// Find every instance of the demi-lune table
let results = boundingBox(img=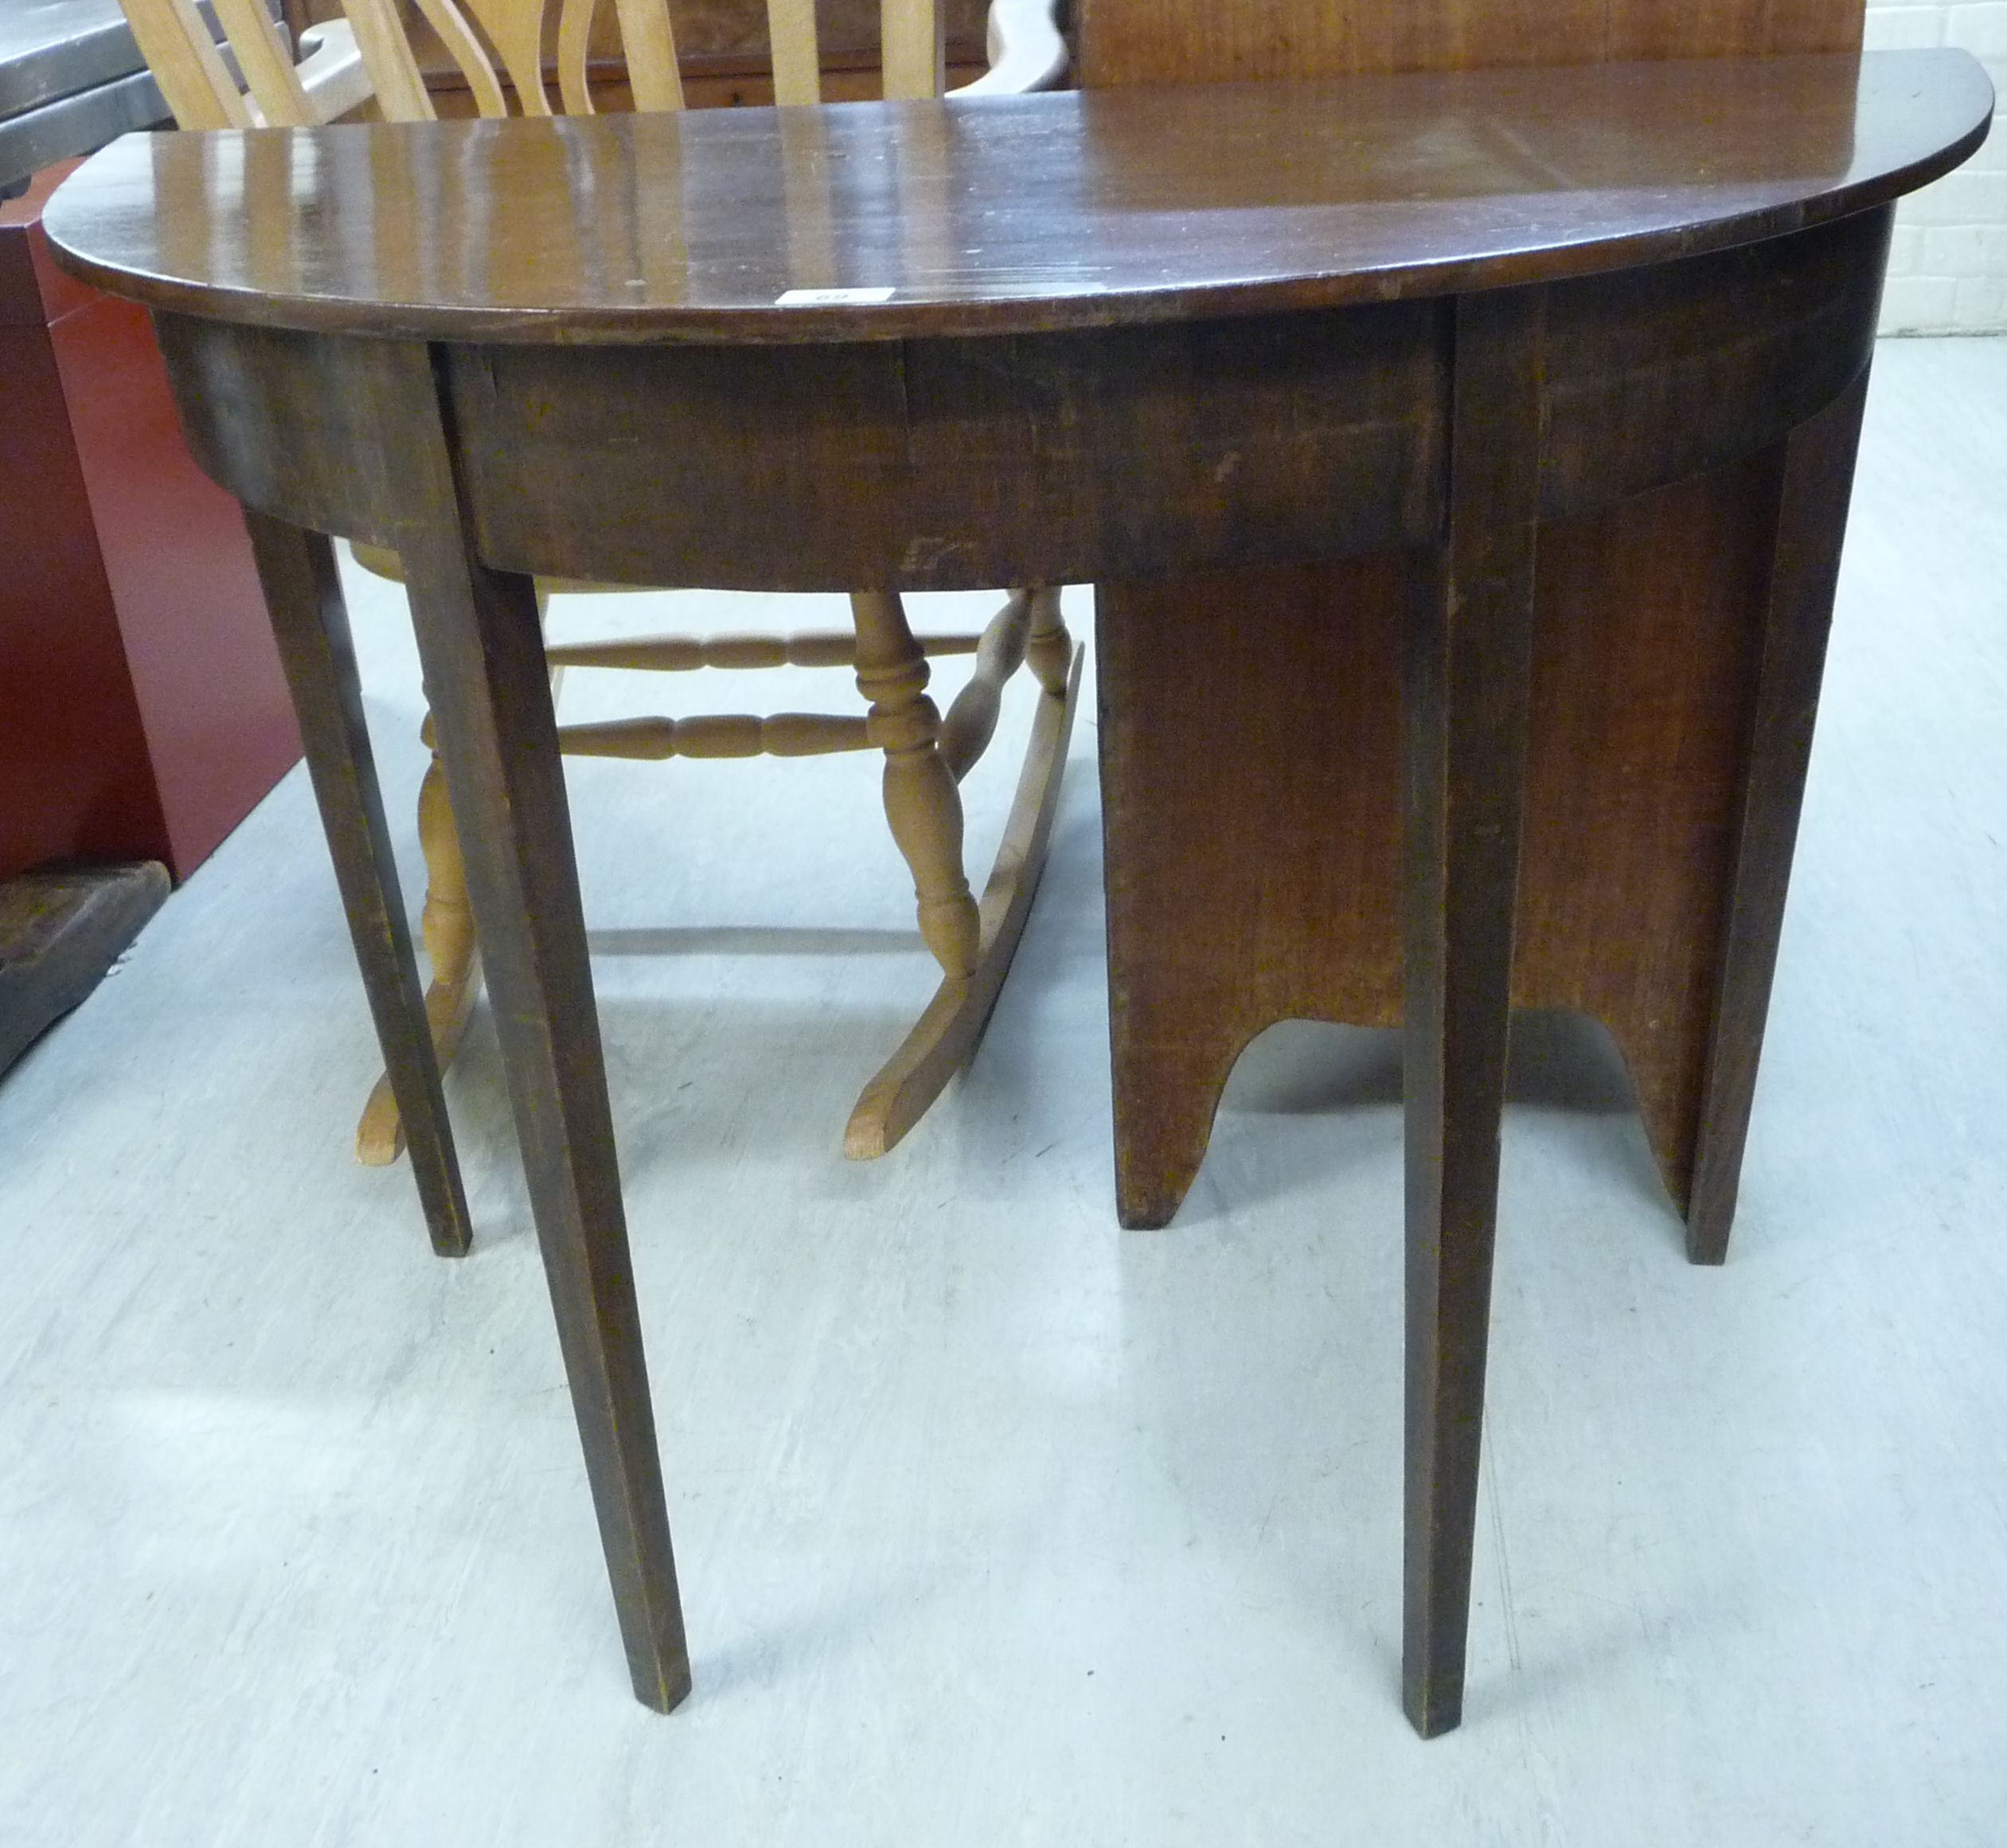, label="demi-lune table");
[42,49,1989,1735]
